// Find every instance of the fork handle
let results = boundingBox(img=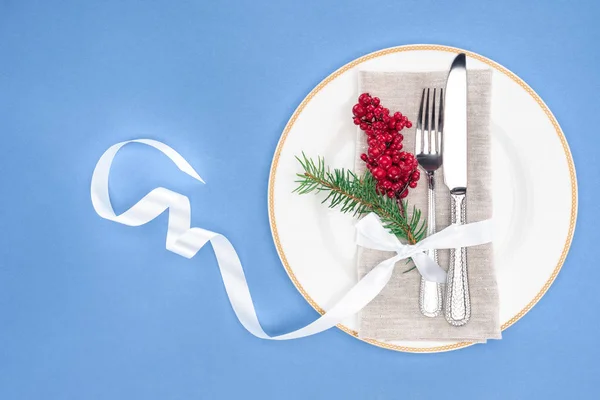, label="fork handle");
[445,192,471,326]
[419,172,443,317]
